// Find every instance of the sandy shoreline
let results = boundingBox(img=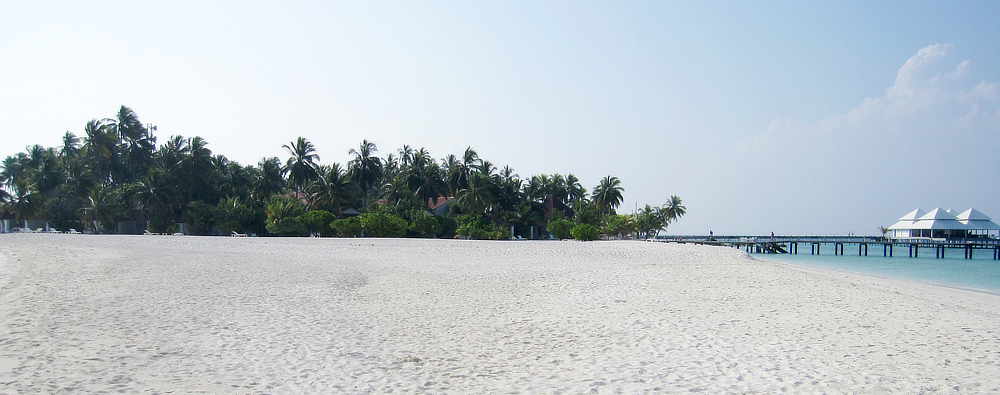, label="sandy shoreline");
[1,234,999,394]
